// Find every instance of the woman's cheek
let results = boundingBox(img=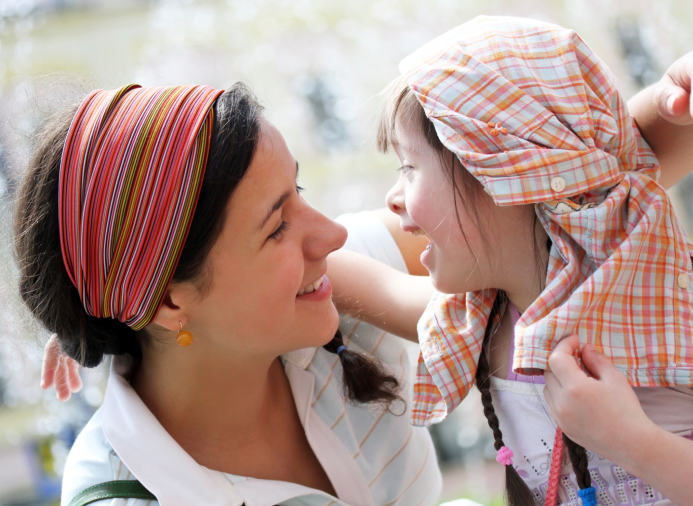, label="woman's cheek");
[266,247,304,300]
